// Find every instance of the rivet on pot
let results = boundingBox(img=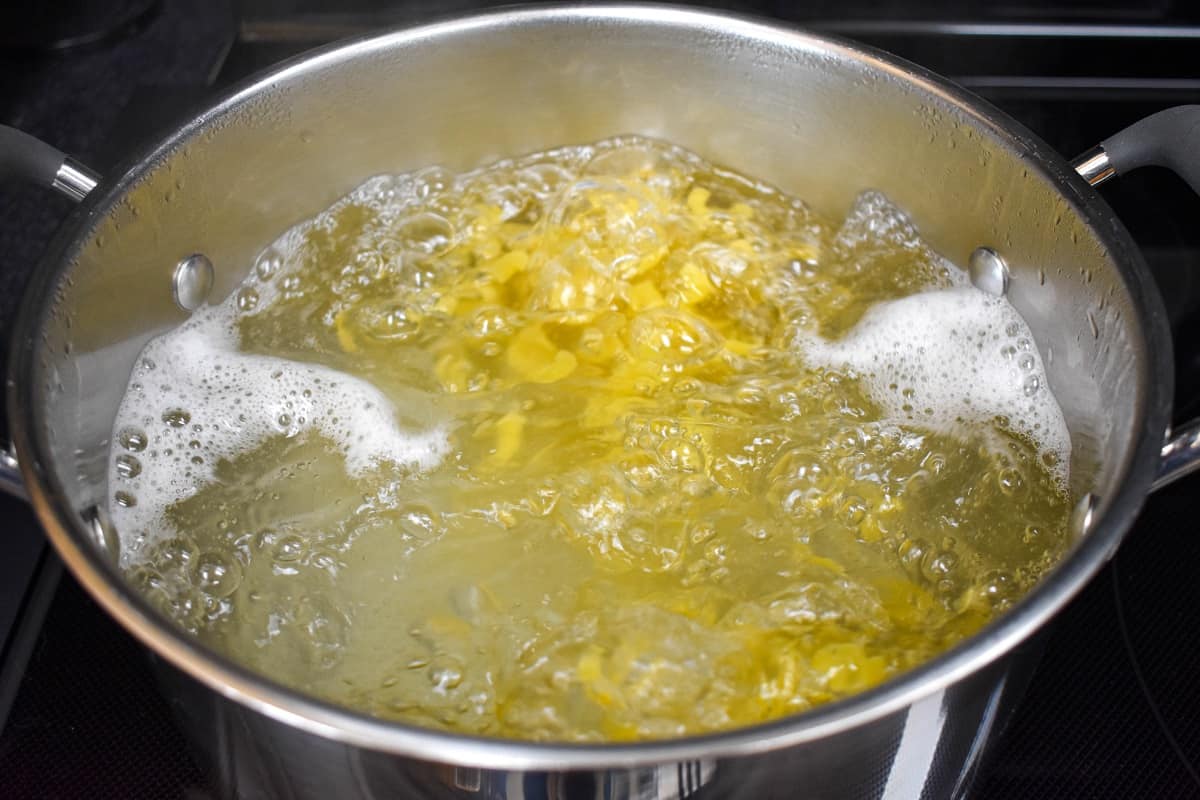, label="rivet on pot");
[173,254,214,312]
[1068,492,1096,541]
[82,504,120,563]
[969,247,1010,297]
